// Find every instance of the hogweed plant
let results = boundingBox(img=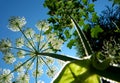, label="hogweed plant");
[0,16,65,83]
[0,16,120,83]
